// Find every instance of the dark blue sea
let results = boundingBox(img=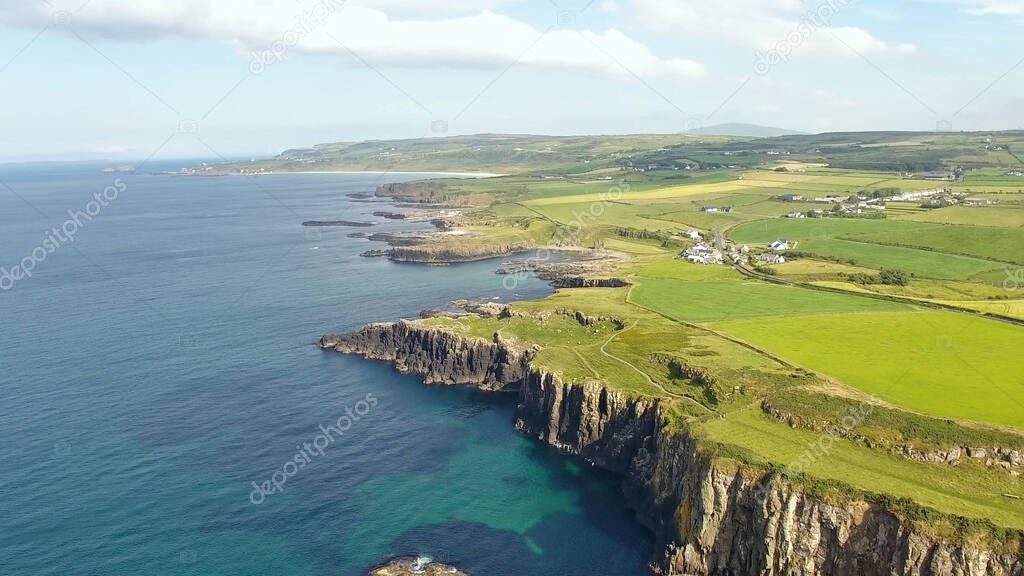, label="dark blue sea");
[0,162,652,575]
